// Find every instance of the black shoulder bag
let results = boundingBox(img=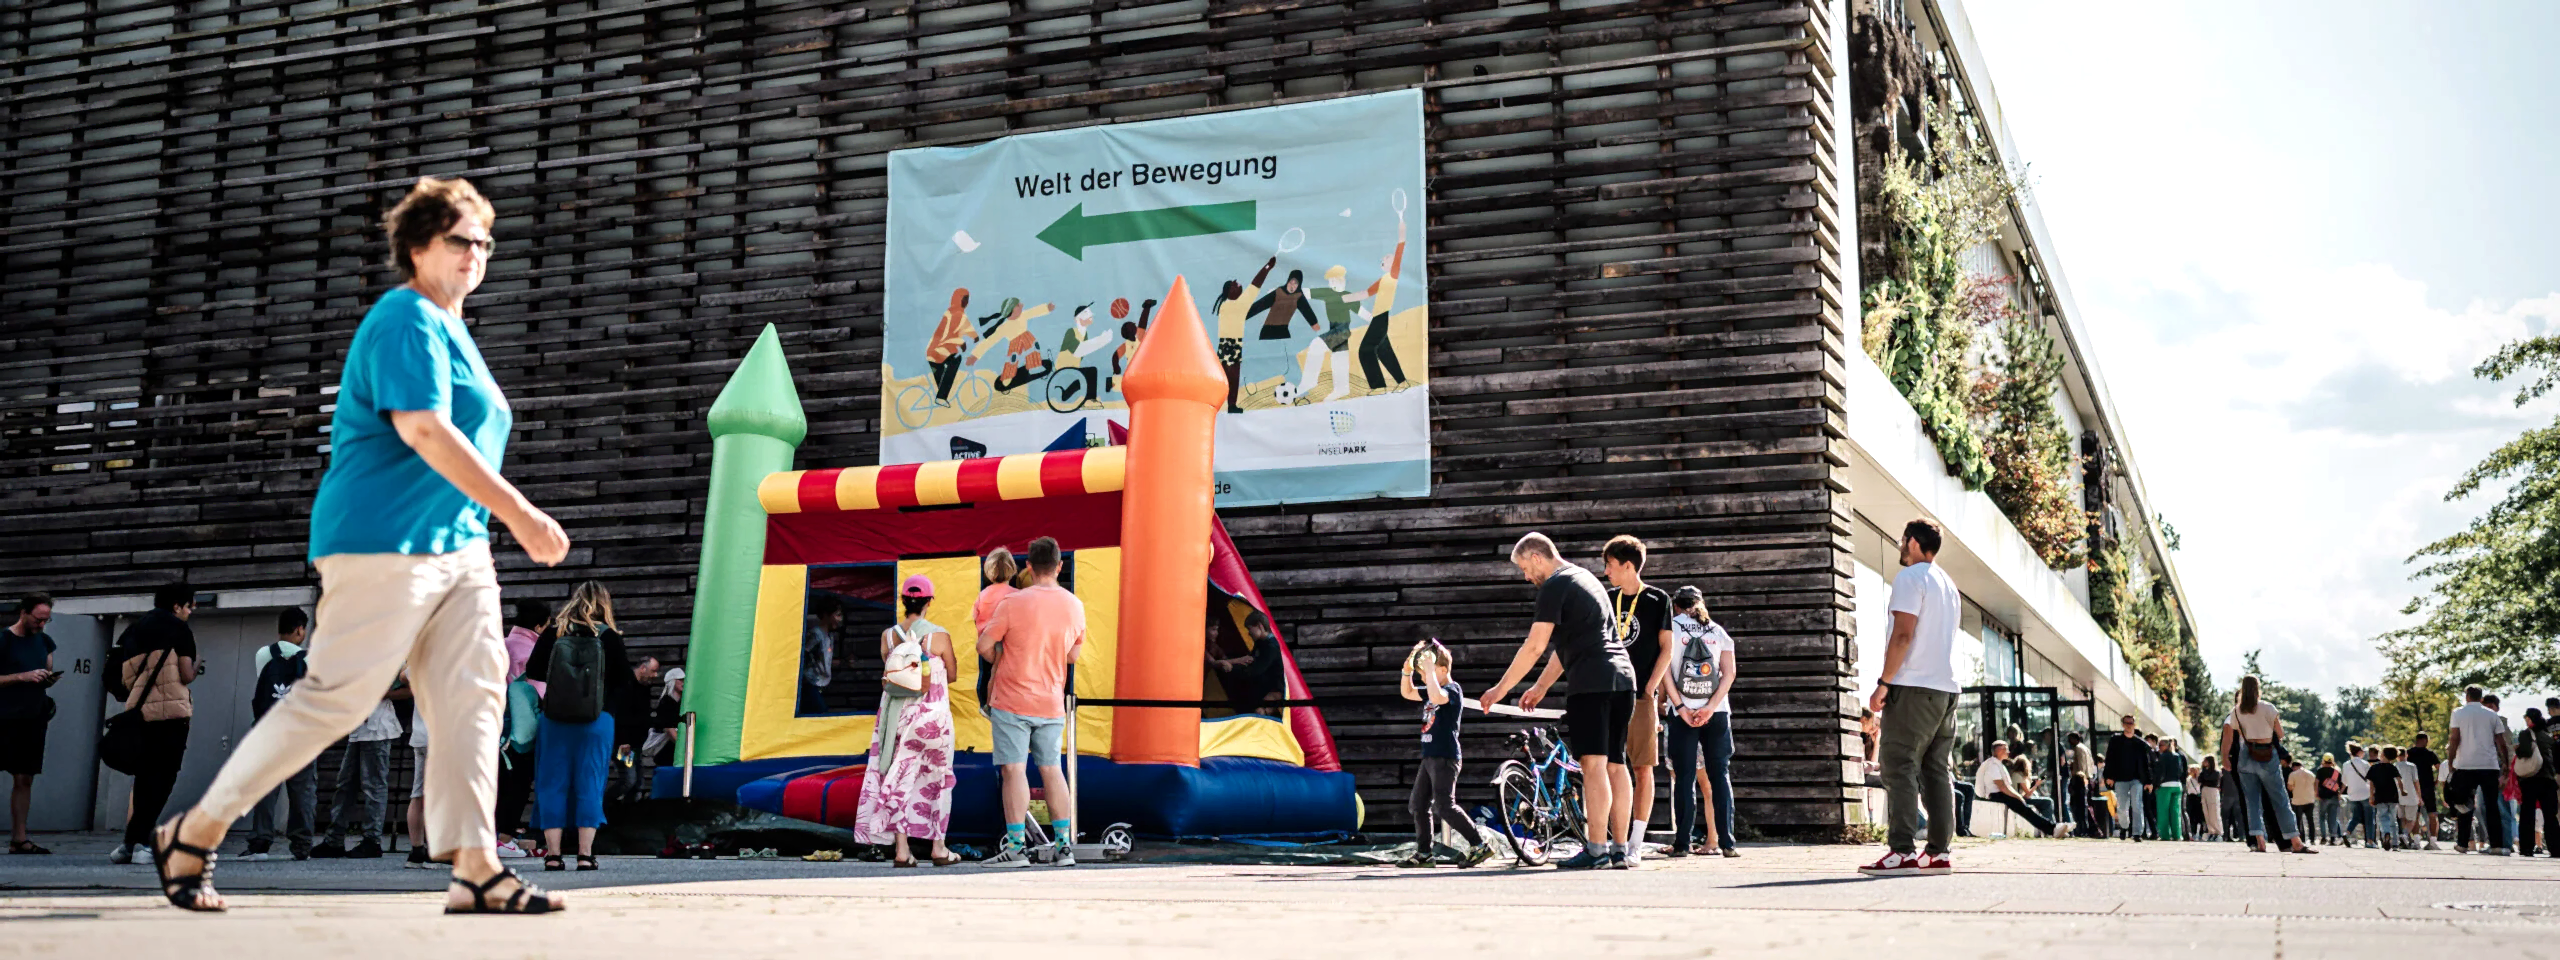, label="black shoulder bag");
[98,648,172,774]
